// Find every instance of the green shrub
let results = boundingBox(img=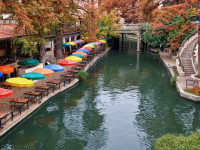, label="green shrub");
[170,74,177,85]
[154,130,200,150]
[78,70,88,81]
